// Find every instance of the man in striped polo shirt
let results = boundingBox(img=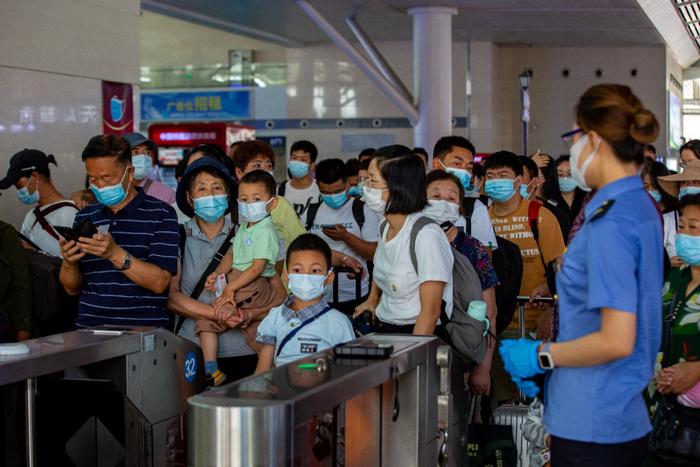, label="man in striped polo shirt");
[59,135,179,329]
